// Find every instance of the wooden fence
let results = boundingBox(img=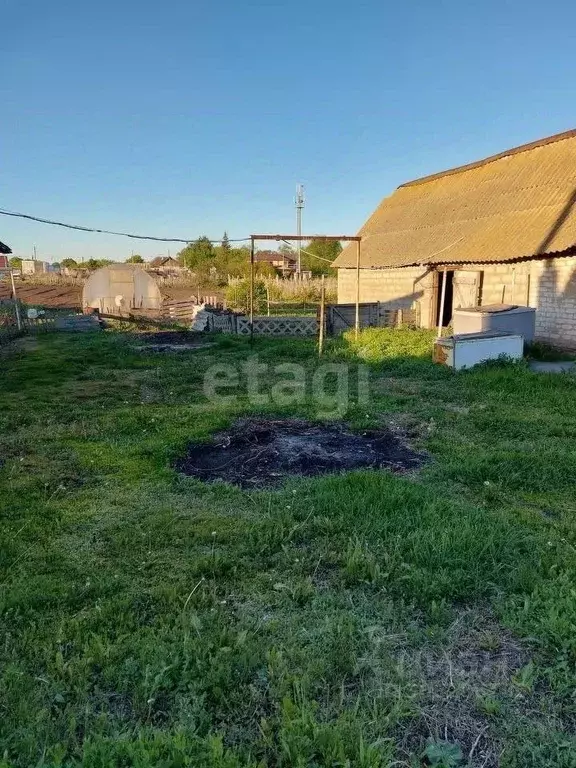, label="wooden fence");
[163,298,222,322]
